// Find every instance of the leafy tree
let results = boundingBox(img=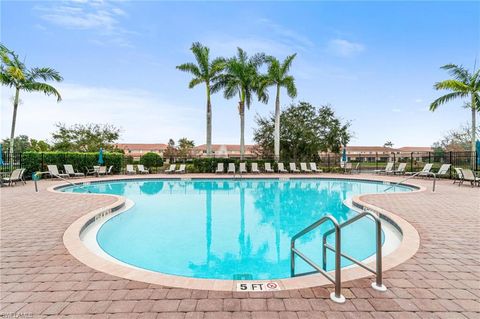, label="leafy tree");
[177,137,195,158]
[50,123,121,152]
[0,44,62,154]
[140,152,163,168]
[212,48,268,159]
[163,138,177,160]
[433,123,480,152]
[177,42,225,157]
[264,54,297,160]
[29,139,51,152]
[2,135,31,153]
[430,64,479,167]
[253,102,351,161]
